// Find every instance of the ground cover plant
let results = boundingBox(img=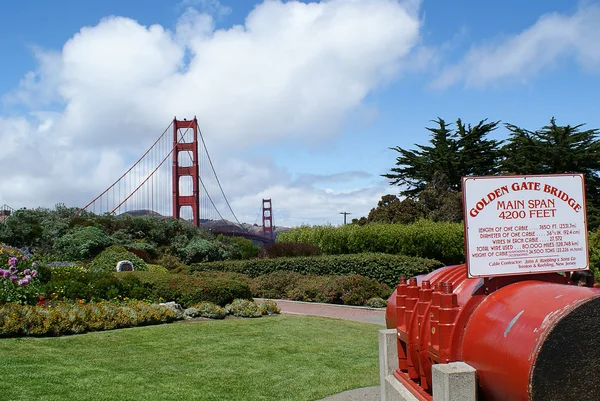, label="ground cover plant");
[0,316,380,401]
